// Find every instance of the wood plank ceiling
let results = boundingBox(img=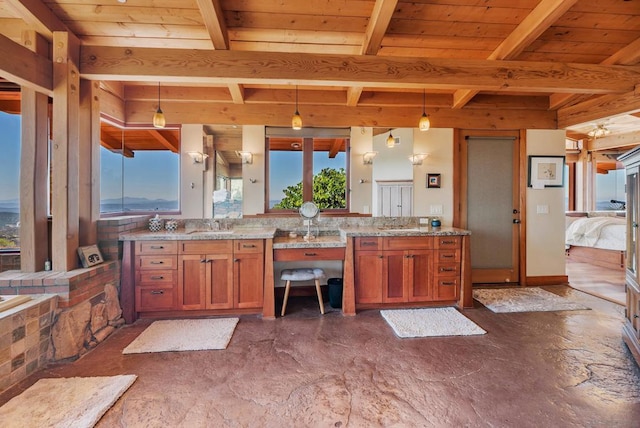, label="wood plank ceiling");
[1,0,639,163]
